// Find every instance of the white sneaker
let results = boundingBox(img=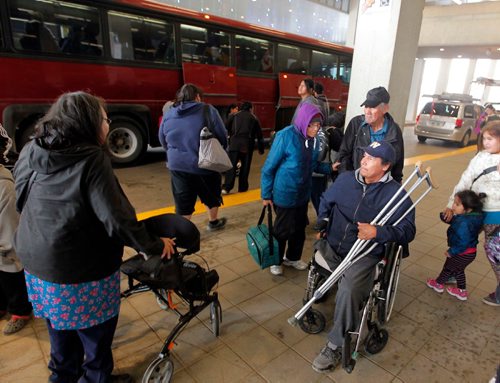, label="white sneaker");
[282,259,308,270]
[270,265,283,275]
